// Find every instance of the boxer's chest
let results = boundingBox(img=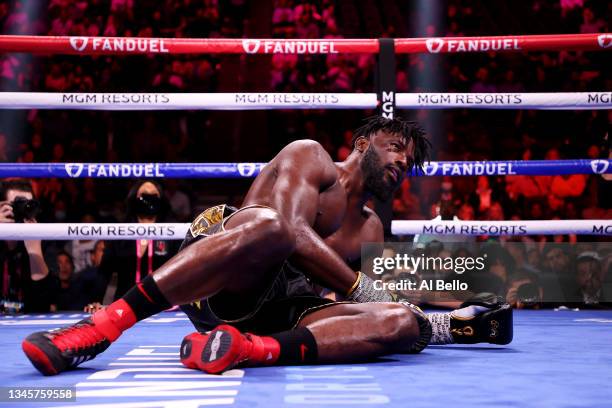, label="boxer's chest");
[323,213,370,267]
